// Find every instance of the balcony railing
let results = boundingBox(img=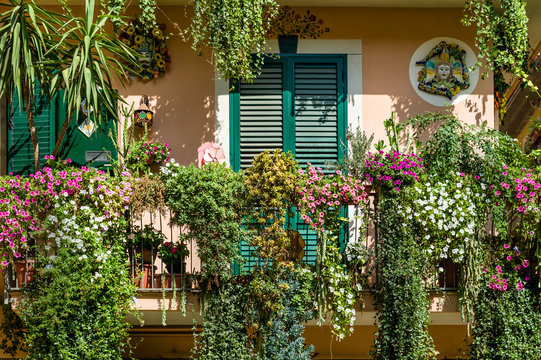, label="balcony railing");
[4,199,461,295]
